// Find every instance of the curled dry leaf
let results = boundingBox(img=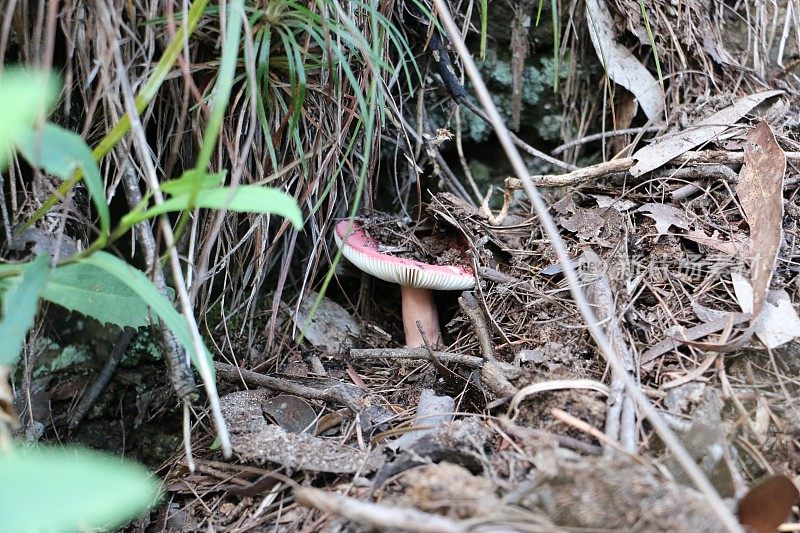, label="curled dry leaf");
[630,90,783,176]
[682,228,750,256]
[735,120,786,319]
[261,394,318,434]
[585,0,663,120]
[731,273,800,349]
